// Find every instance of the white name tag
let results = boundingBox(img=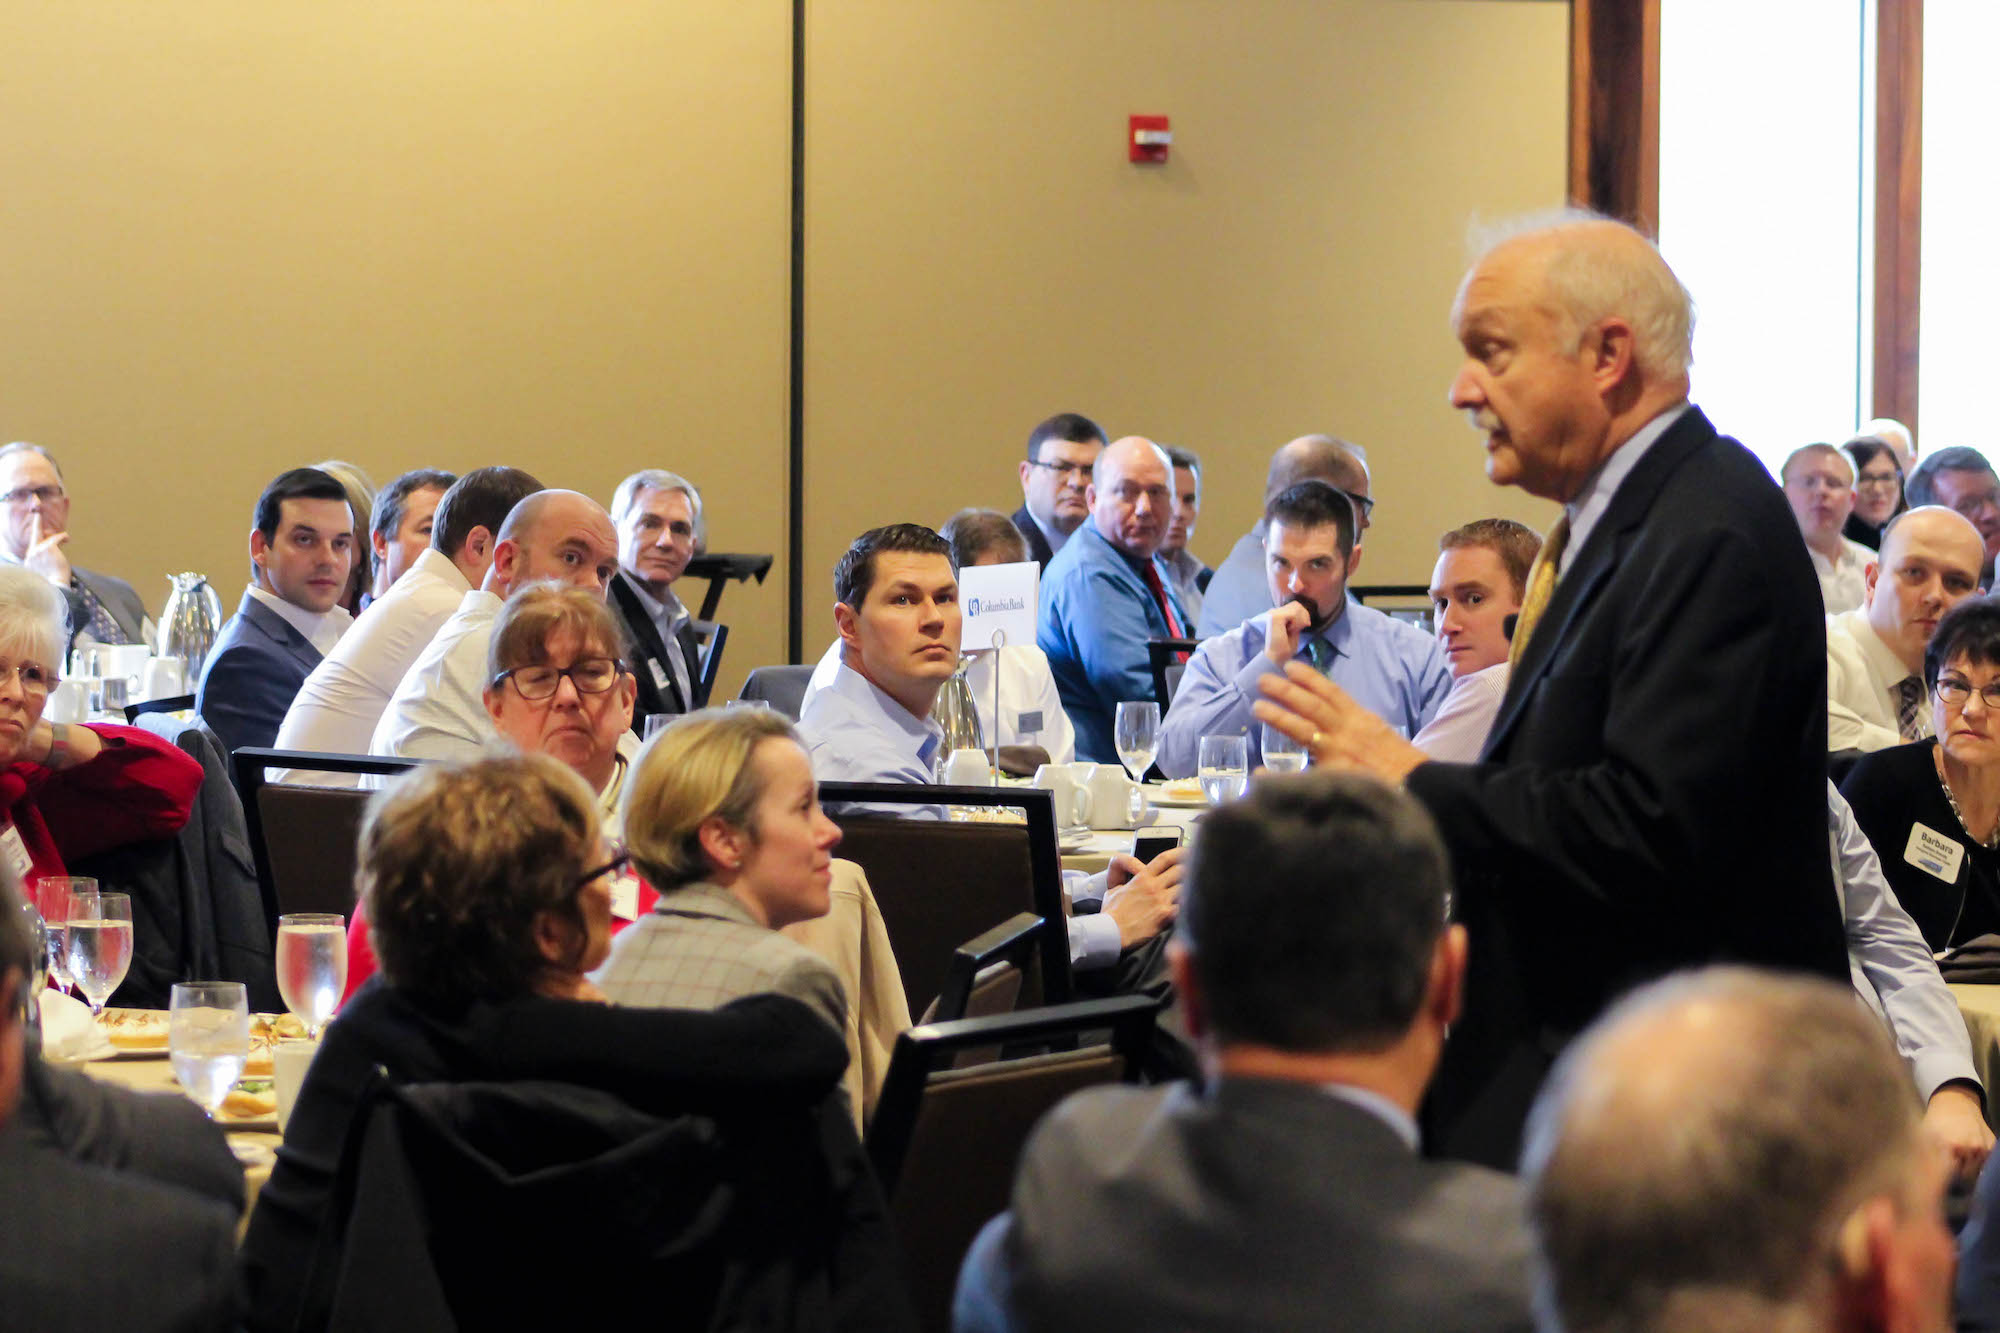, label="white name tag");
[1016,710,1043,735]
[0,824,30,883]
[1905,822,1966,883]
[649,659,670,691]
[610,869,641,922]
